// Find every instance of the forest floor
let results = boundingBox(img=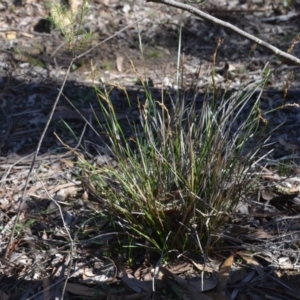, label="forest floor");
[1,0,300,299]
